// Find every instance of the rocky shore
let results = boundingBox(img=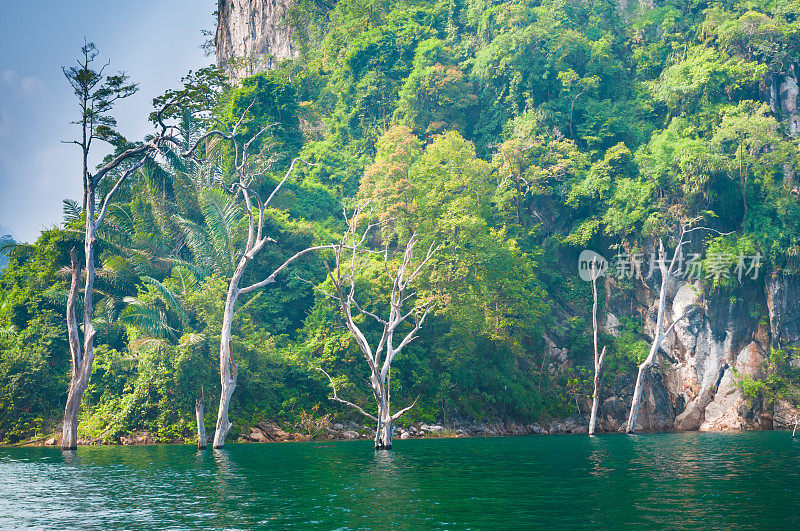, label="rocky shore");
[20,407,800,447]
[23,416,616,447]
